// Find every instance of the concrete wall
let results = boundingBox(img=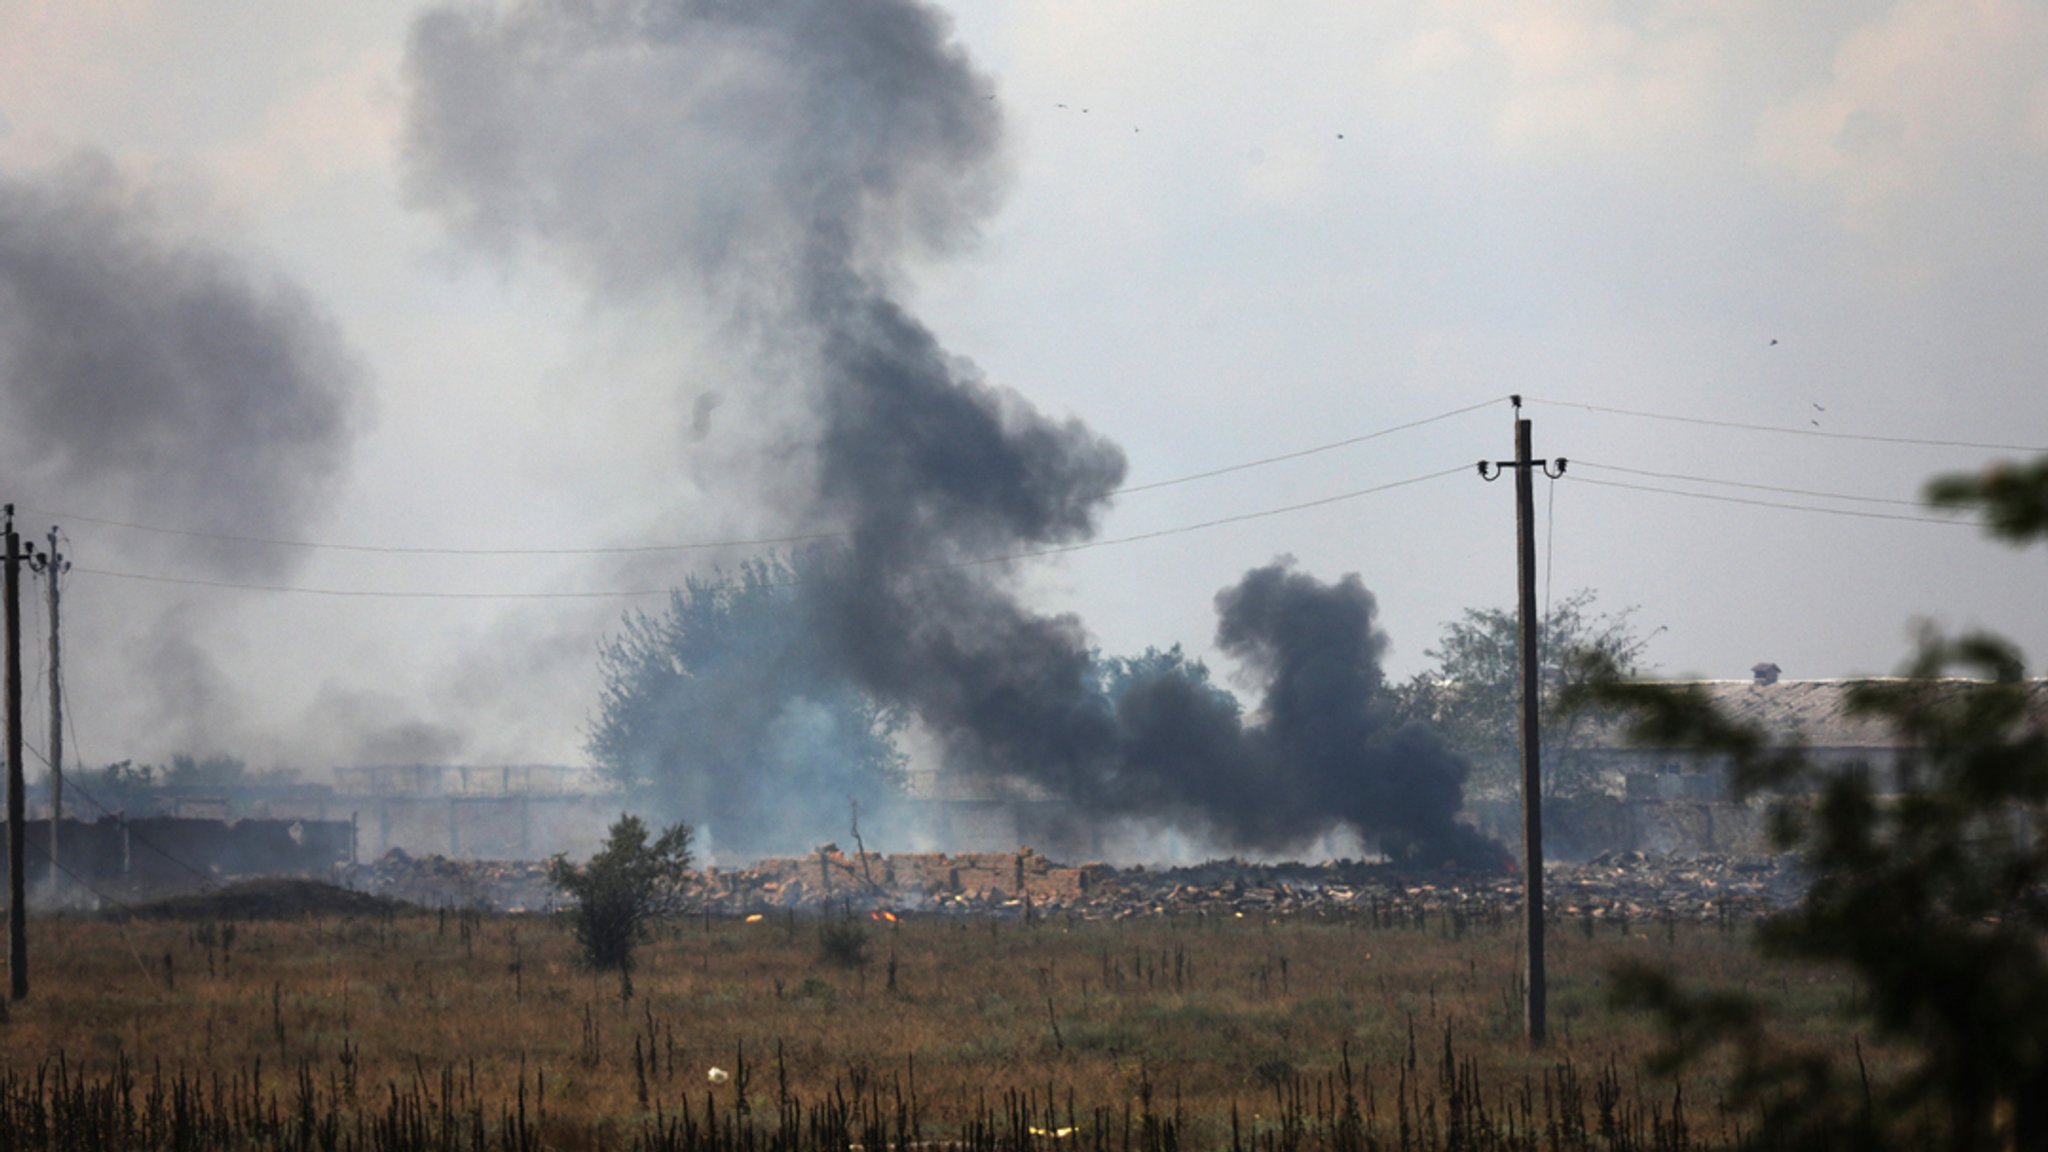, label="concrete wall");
[0,815,353,888]
[1465,795,1773,859]
[350,793,619,859]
